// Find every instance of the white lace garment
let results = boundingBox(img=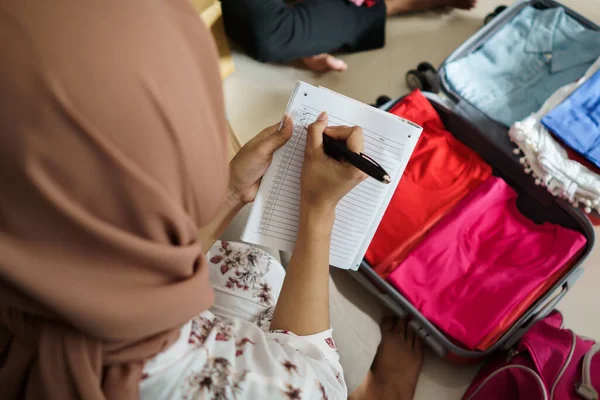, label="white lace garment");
[509,56,600,213]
